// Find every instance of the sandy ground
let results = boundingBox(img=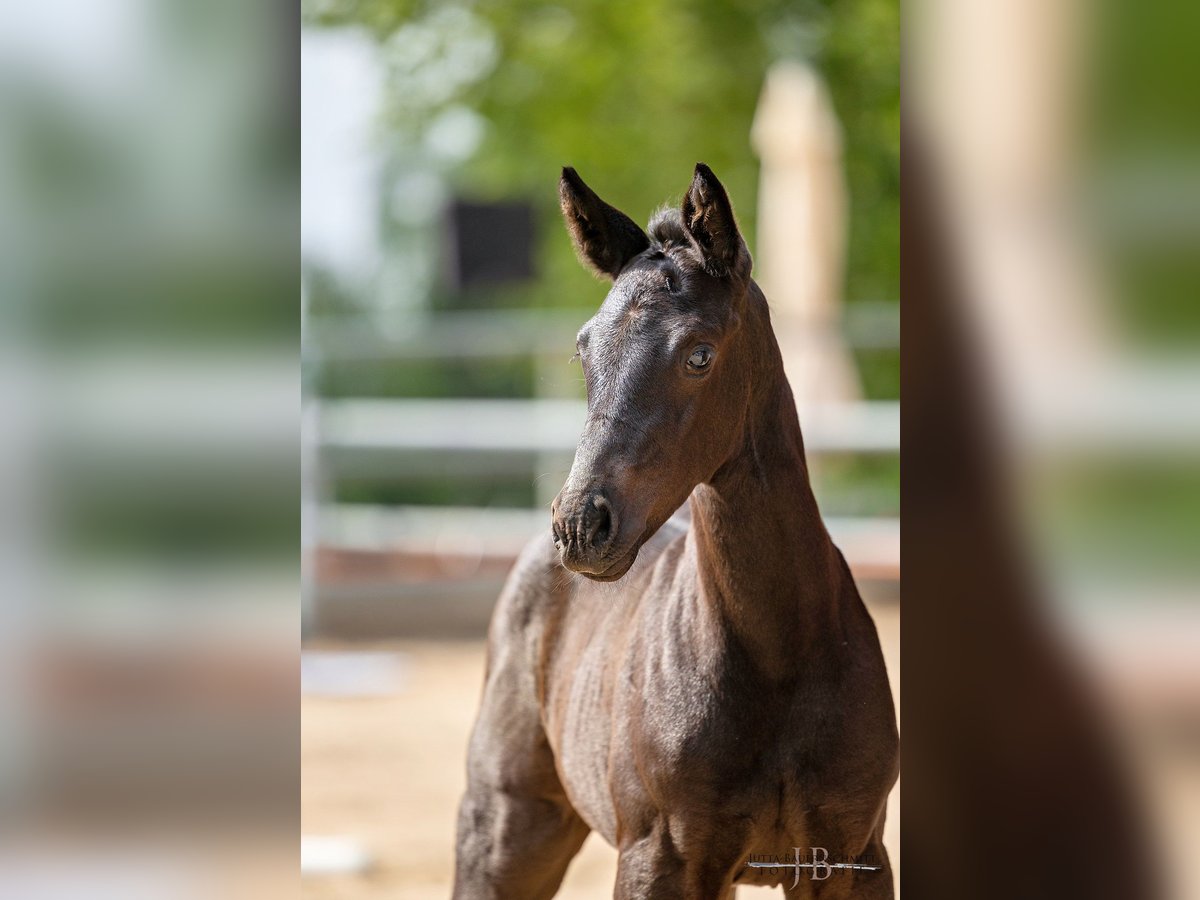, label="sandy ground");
[301,601,901,899]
